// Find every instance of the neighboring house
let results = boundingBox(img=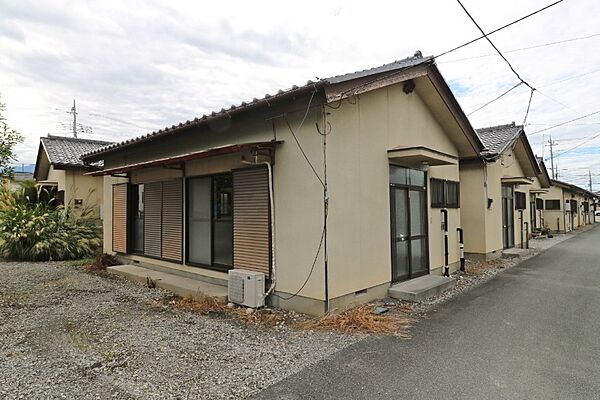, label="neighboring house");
[529,157,552,232]
[459,123,546,260]
[81,53,485,315]
[33,135,114,217]
[540,179,595,233]
[8,171,34,191]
